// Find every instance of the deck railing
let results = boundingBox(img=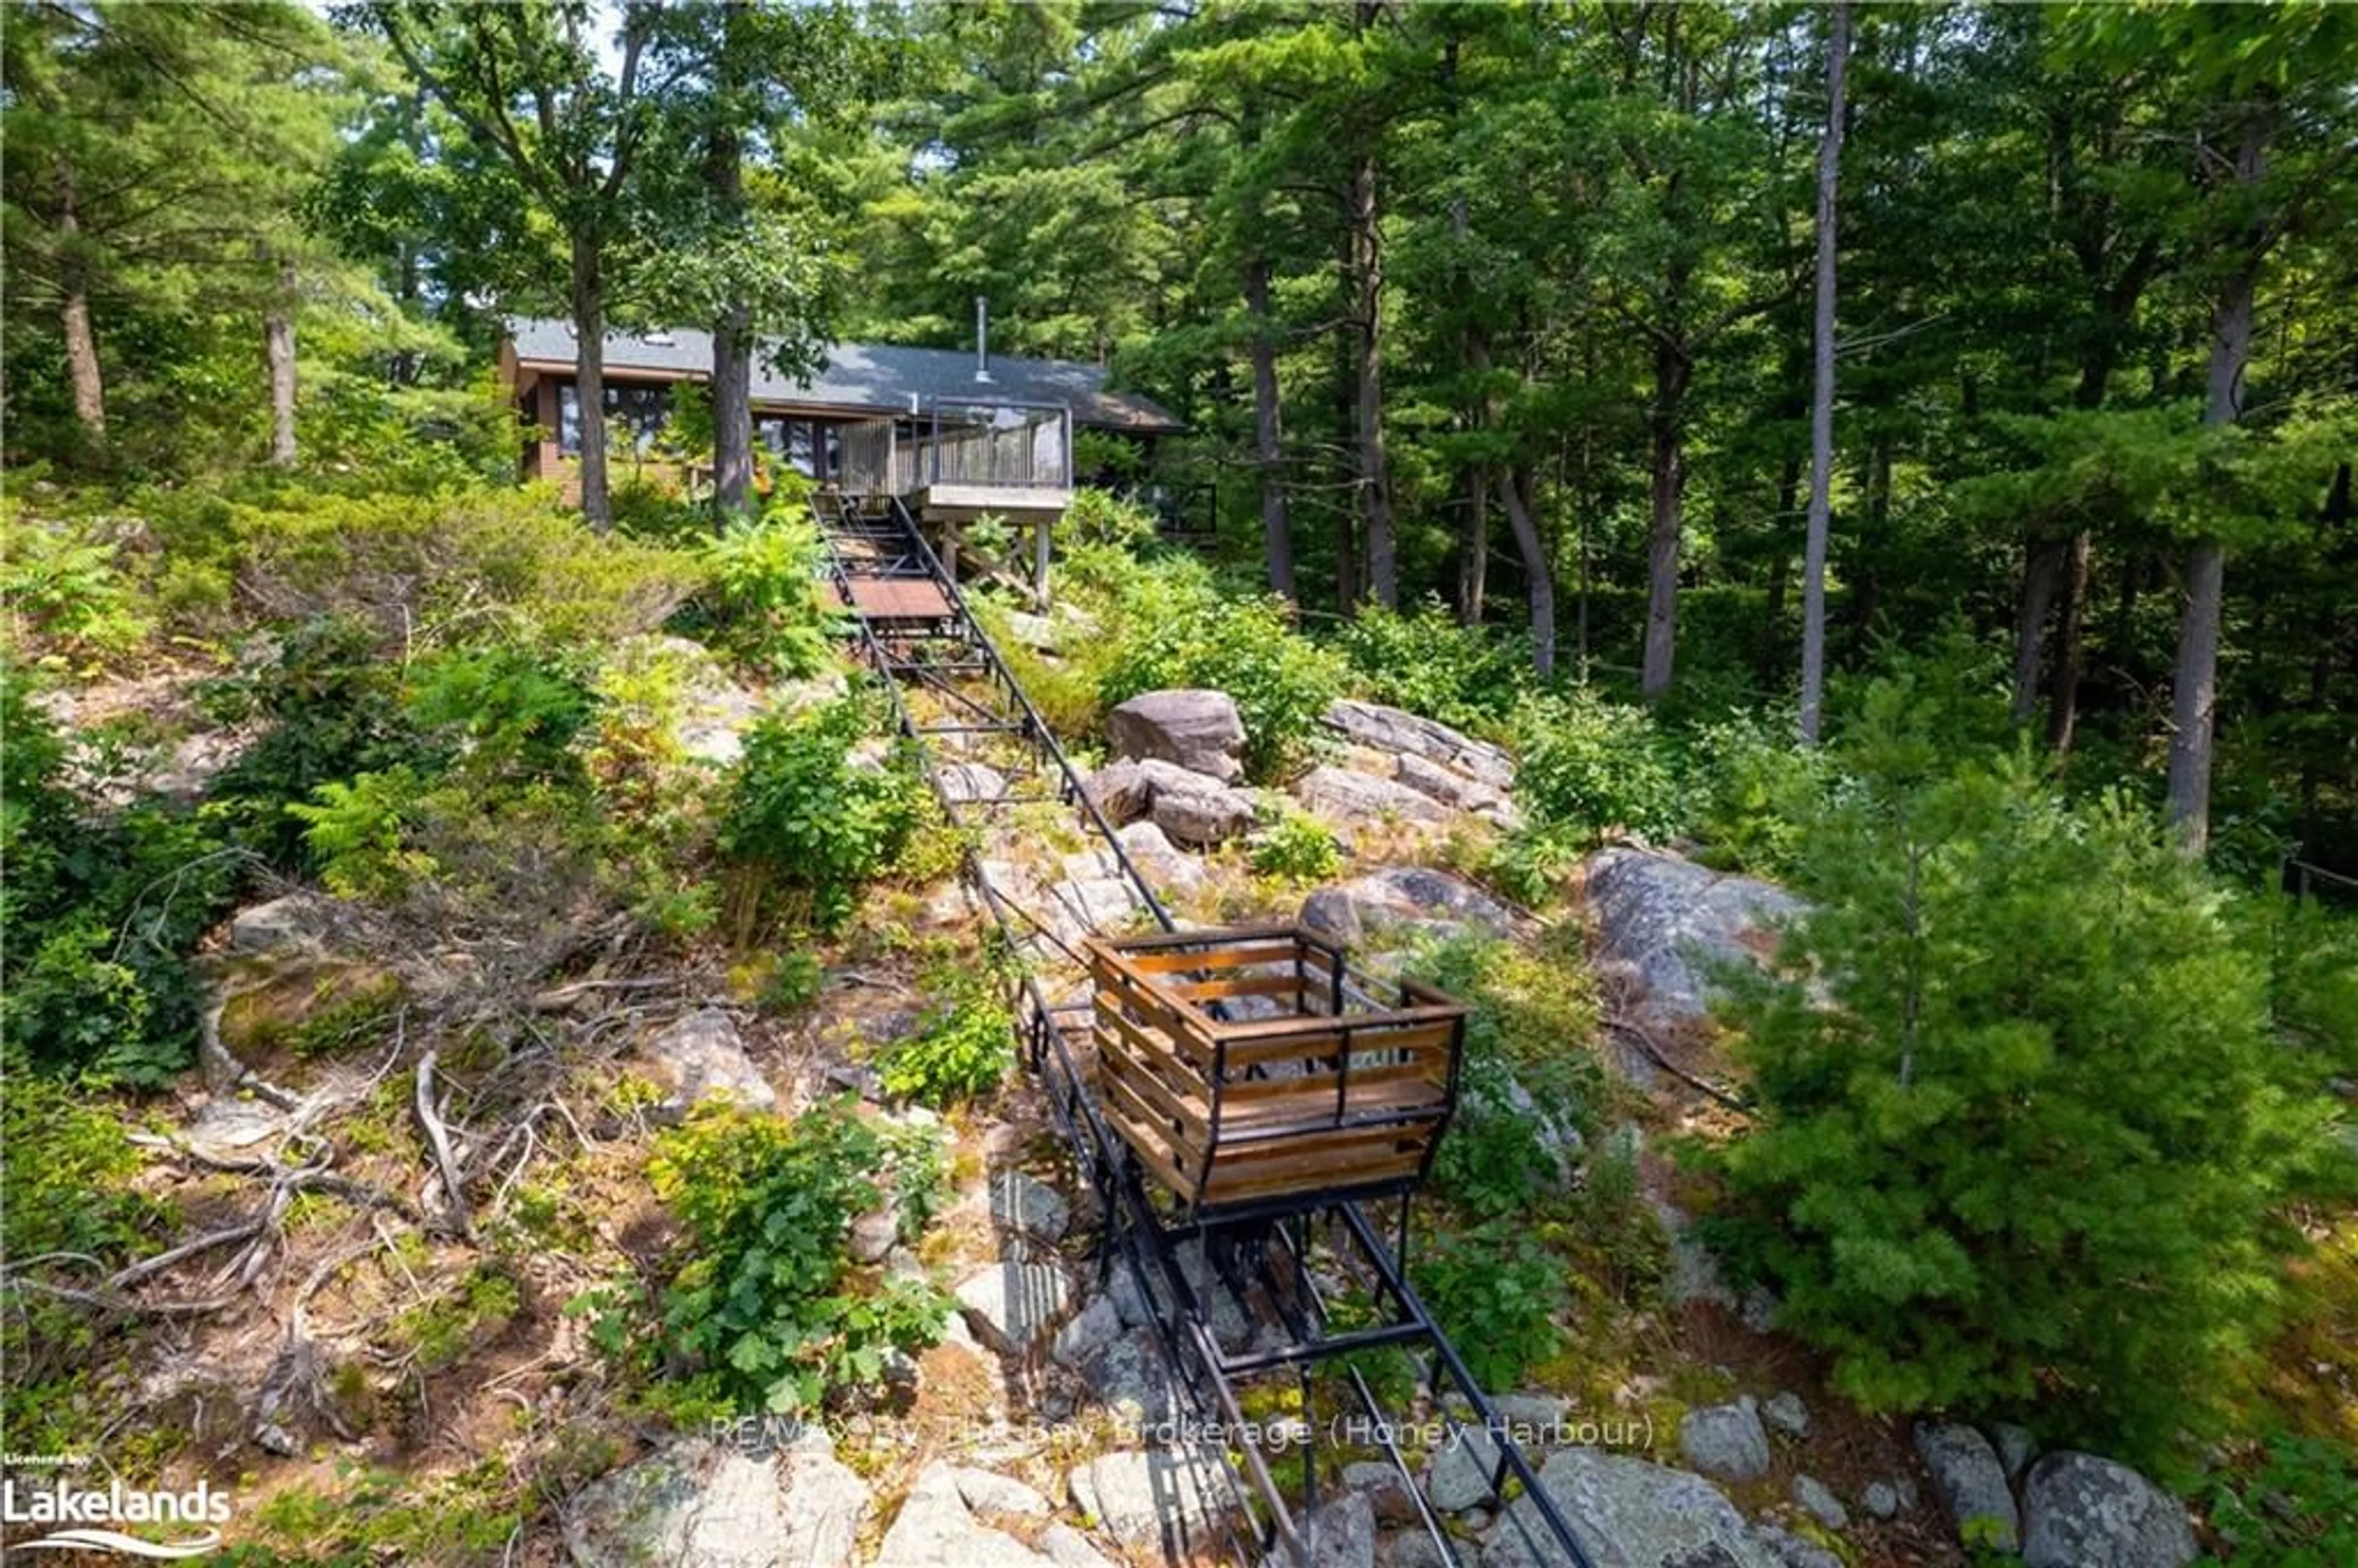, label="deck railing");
[835,399,1072,498]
